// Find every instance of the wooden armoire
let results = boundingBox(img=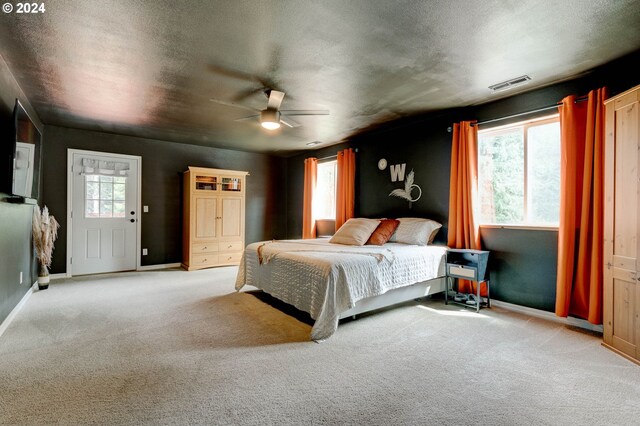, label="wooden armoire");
[603,84,640,364]
[182,167,248,271]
